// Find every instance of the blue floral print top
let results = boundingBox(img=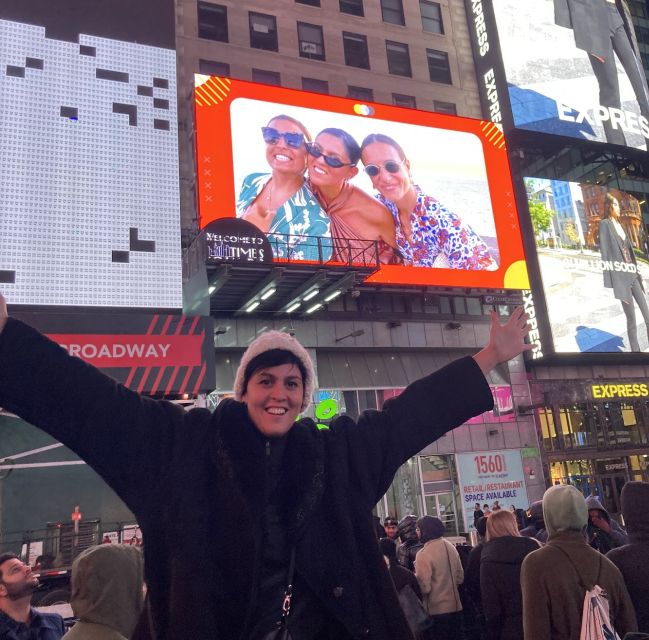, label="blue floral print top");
[237,173,332,262]
[378,186,497,270]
